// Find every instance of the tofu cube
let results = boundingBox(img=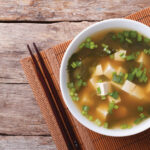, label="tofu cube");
[121,80,147,101]
[96,82,111,96]
[108,95,121,104]
[93,64,103,76]
[122,80,136,94]
[89,77,98,90]
[137,52,149,65]
[96,103,109,121]
[114,49,126,61]
[103,63,115,79]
